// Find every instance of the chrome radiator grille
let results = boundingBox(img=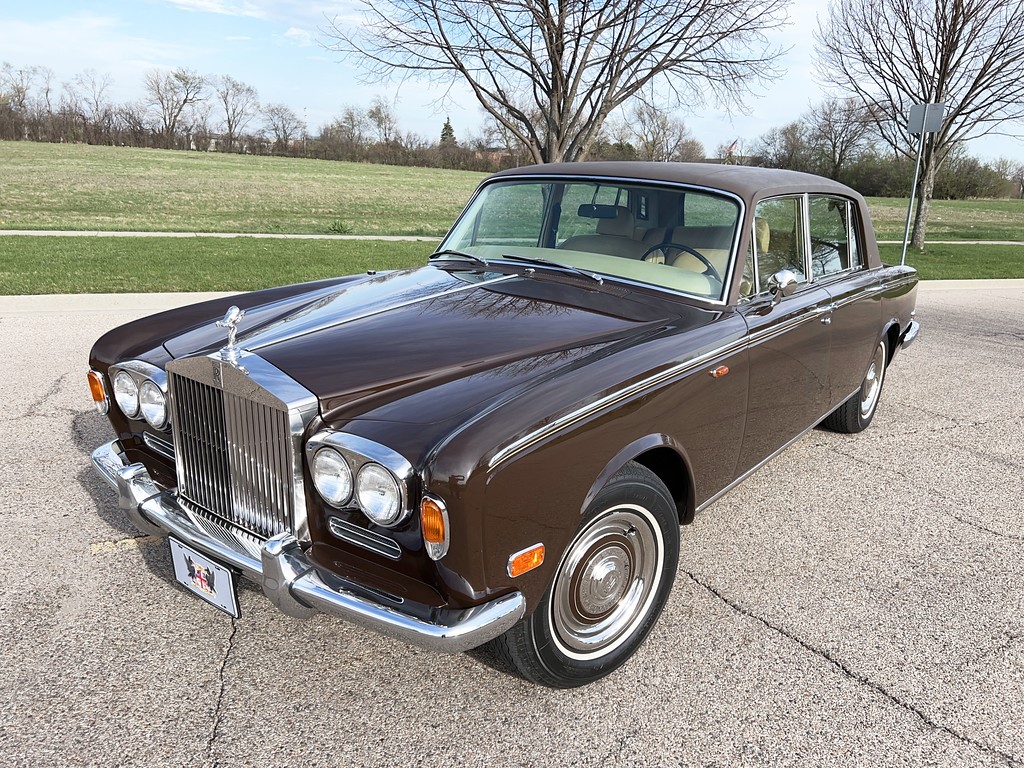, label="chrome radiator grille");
[169,370,295,539]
